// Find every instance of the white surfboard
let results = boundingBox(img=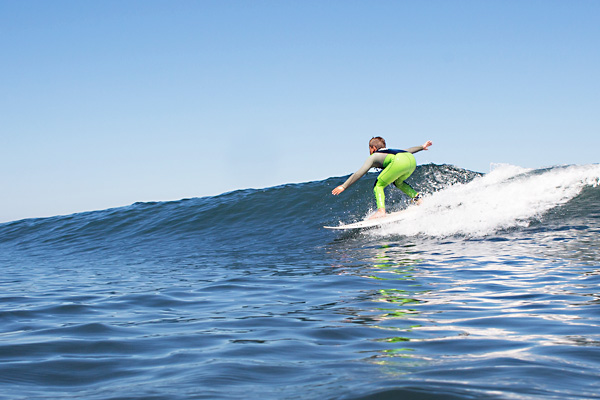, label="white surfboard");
[324,209,409,230]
